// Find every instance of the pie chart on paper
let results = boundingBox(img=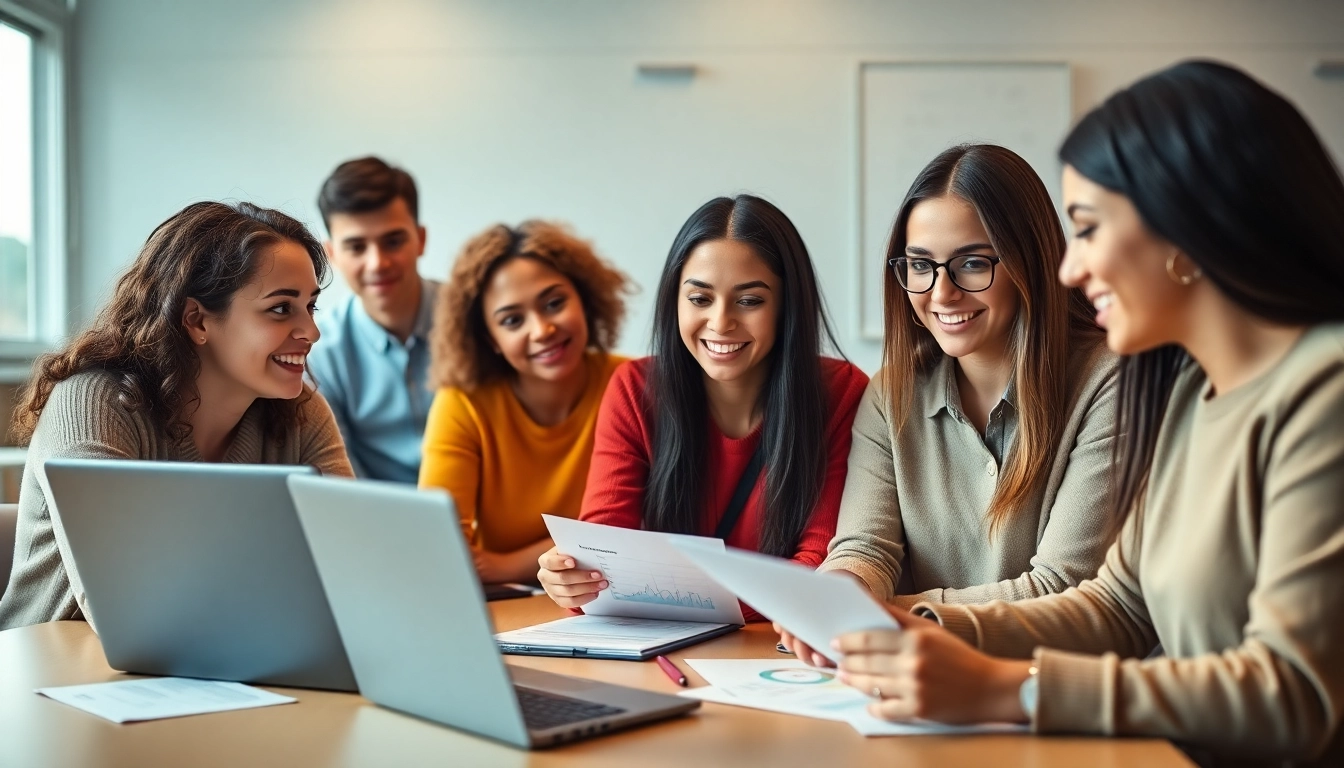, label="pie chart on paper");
[758,668,836,685]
